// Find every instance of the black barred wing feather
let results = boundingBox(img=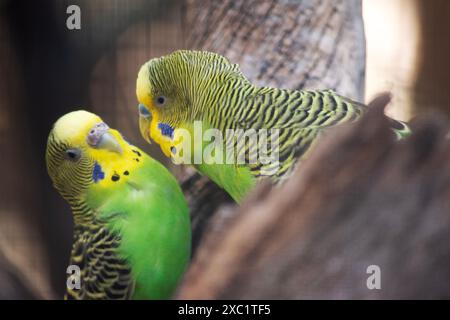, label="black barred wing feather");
[224,88,366,179]
[65,225,134,300]
[235,88,367,131]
